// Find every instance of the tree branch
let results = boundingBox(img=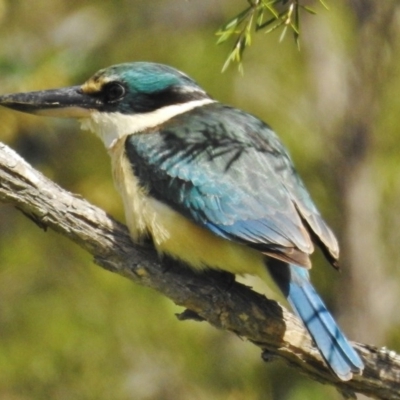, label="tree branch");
[0,142,398,399]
